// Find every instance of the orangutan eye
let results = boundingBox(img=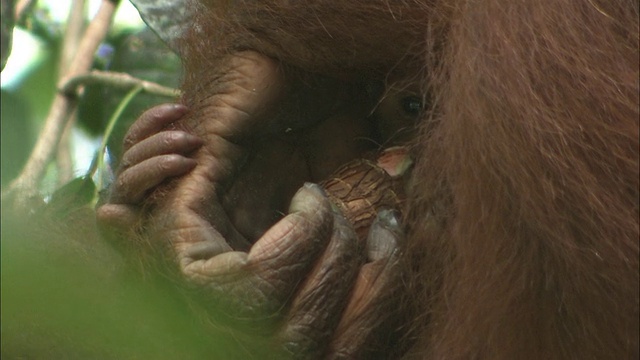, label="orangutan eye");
[401,96,423,117]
